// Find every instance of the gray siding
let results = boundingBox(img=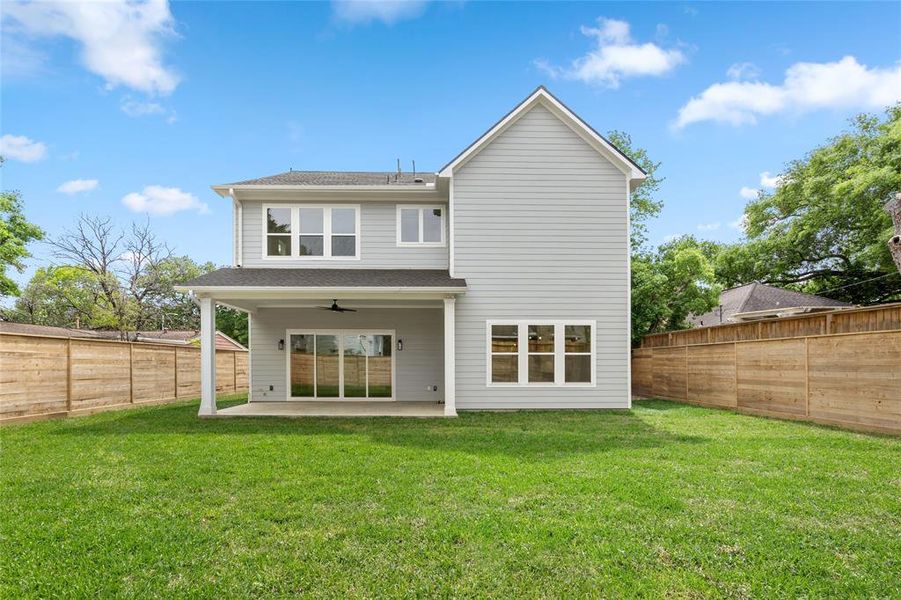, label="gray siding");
[249,307,444,402]
[240,198,448,269]
[453,103,630,409]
